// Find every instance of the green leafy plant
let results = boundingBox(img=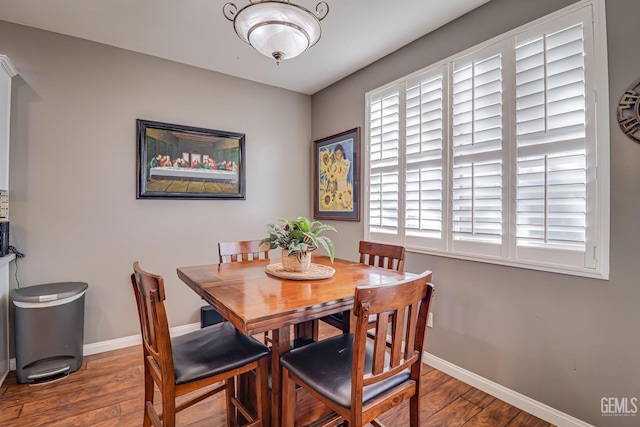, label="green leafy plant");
[261,216,337,262]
